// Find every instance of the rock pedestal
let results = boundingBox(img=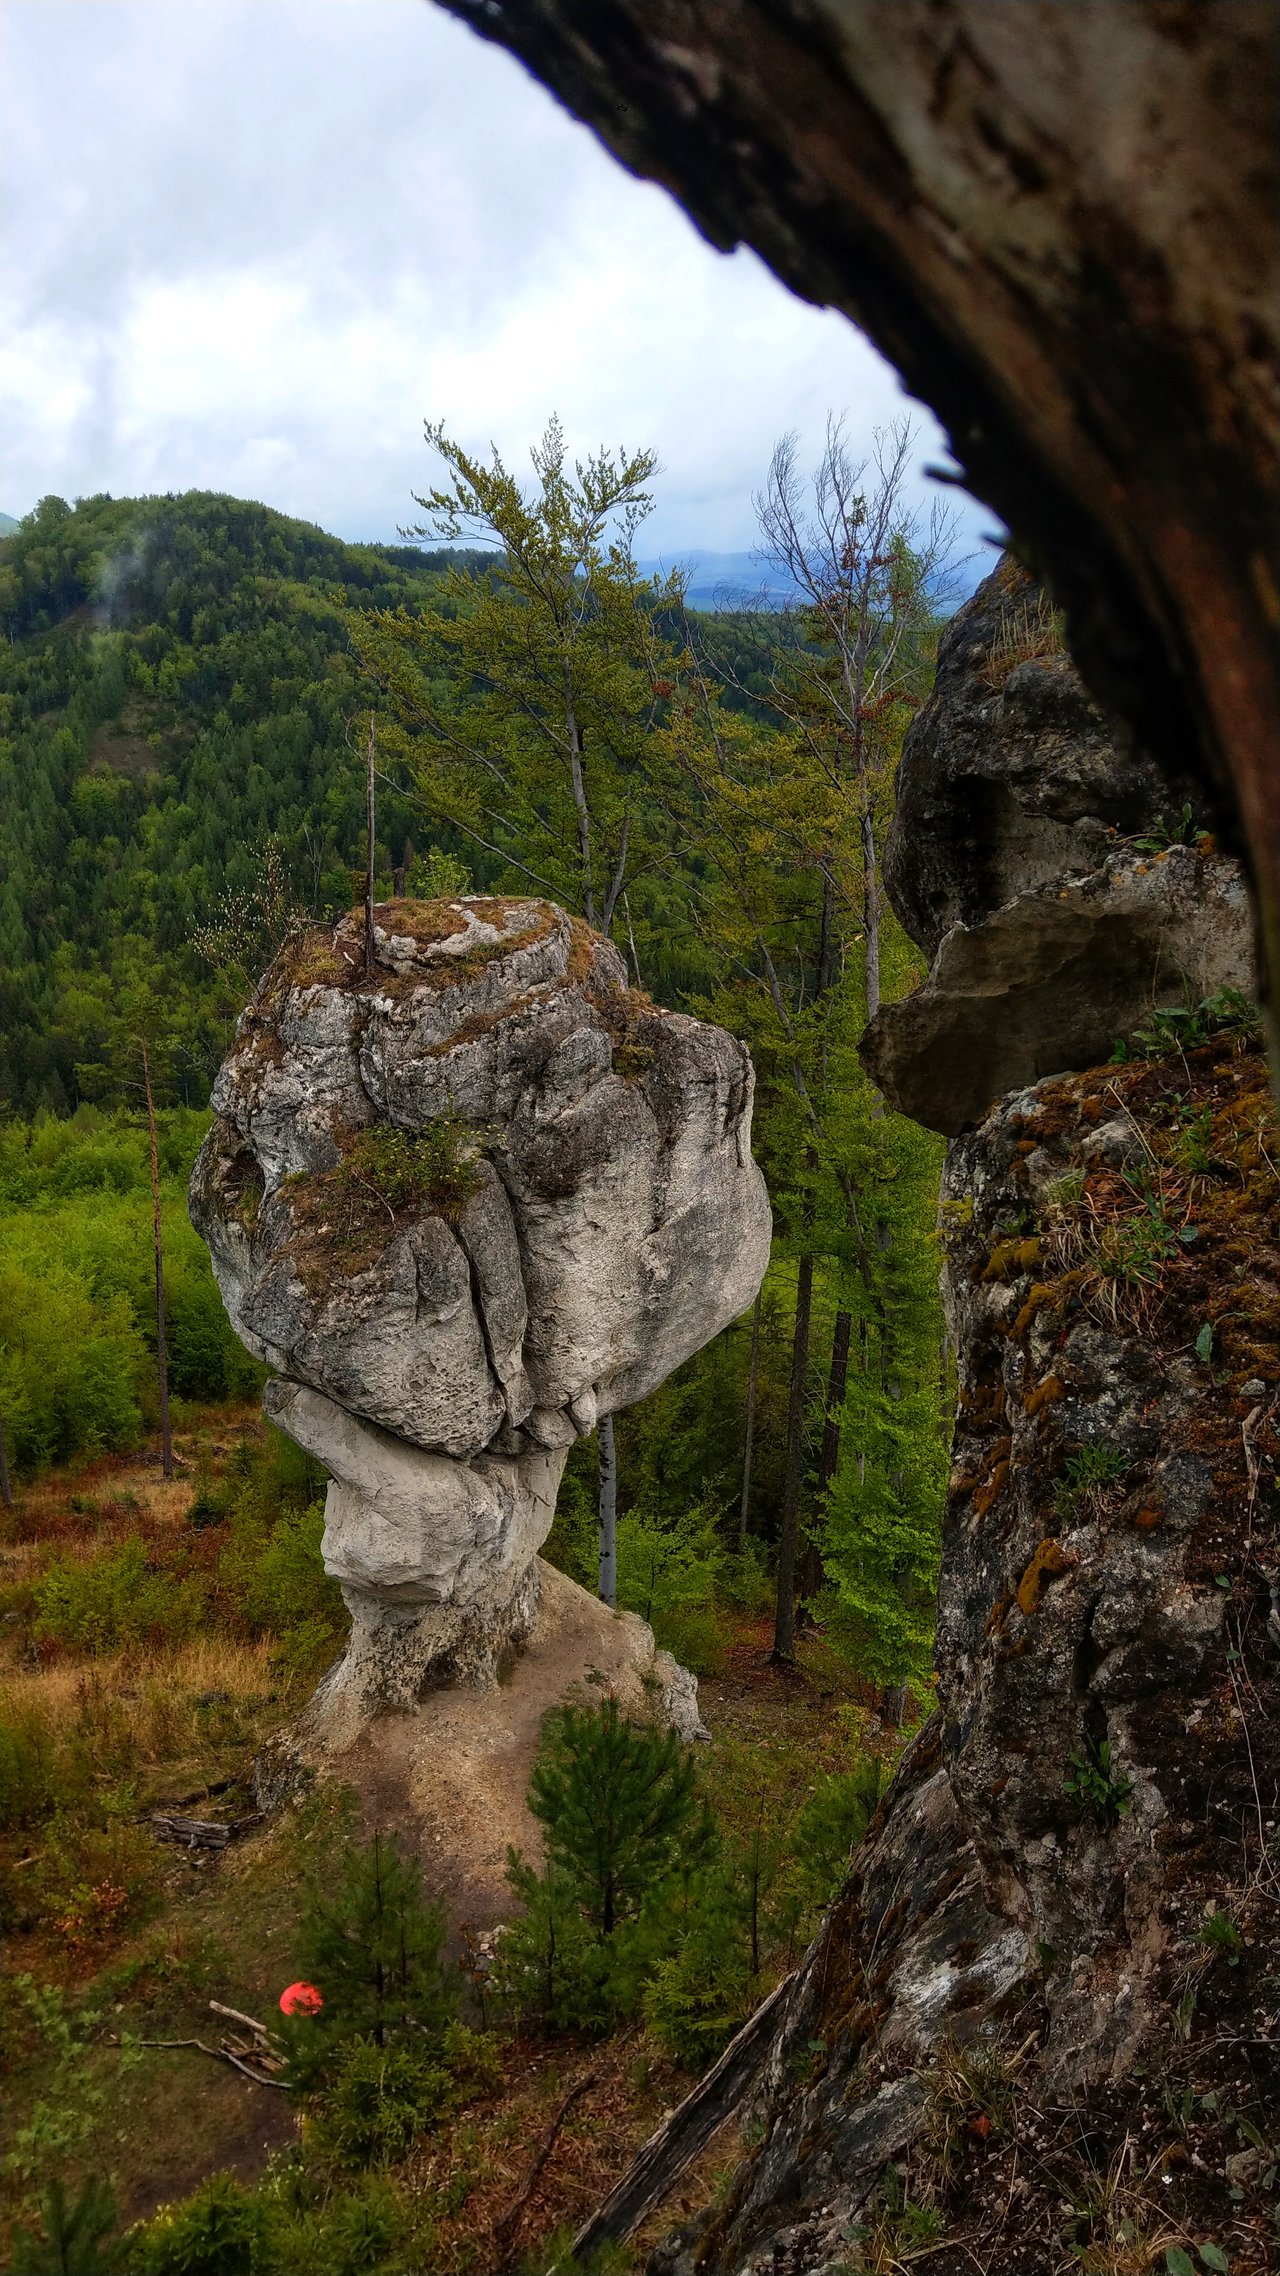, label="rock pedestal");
[191,896,771,1723]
